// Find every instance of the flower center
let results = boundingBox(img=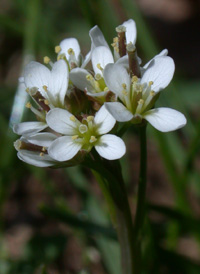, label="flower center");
[71,115,98,151]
